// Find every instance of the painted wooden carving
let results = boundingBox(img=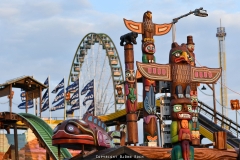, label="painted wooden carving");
[136,41,221,159]
[187,36,200,146]
[52,113,111,152]
[120,31,138,145]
